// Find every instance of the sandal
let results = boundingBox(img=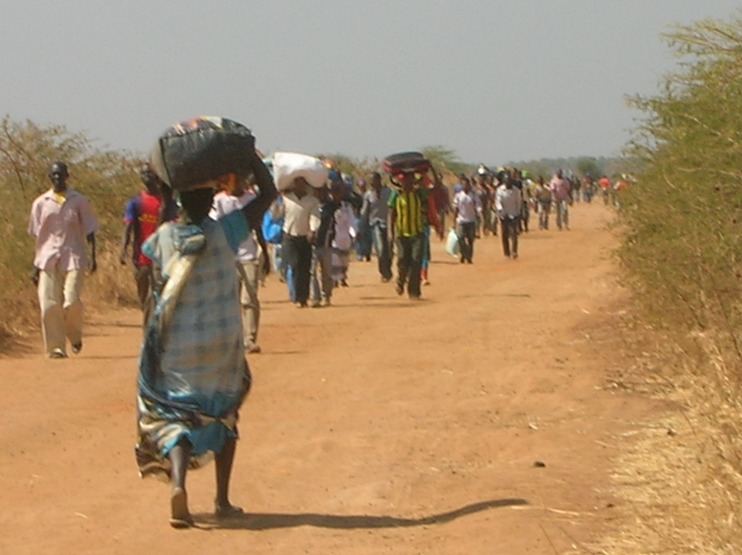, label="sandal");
[170,487,194,529]
[214,503,244,519]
